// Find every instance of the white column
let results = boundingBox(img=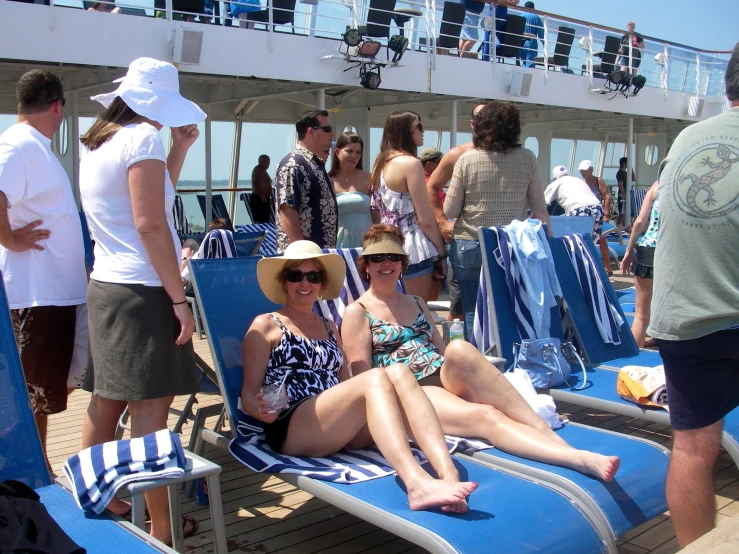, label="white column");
[70,90,80,208]
[317,88,326,110]
[626,118,634,222]
[449,100,458,148]
[308,3,318,38]
[364,107,371,170]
